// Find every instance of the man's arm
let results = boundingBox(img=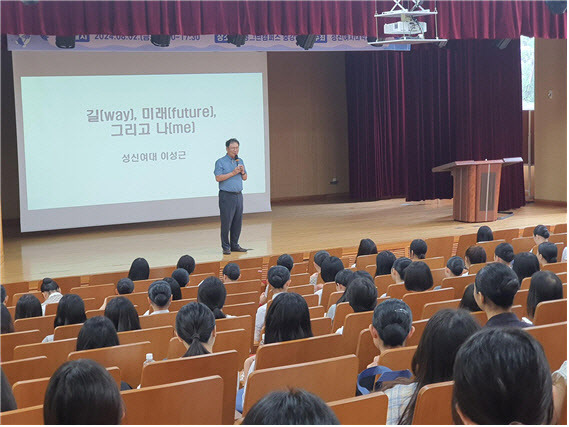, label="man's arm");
[215,166,241,182]
[240,164,247,181]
